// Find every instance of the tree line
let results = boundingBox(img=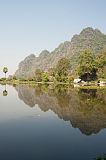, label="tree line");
[27,50,106,83]
[1,50,106,82]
